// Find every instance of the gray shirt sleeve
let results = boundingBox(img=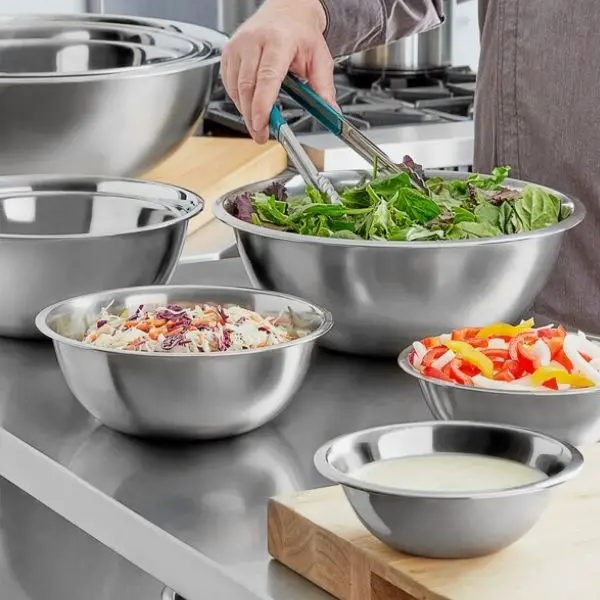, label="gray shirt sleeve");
[318,0,445,57]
